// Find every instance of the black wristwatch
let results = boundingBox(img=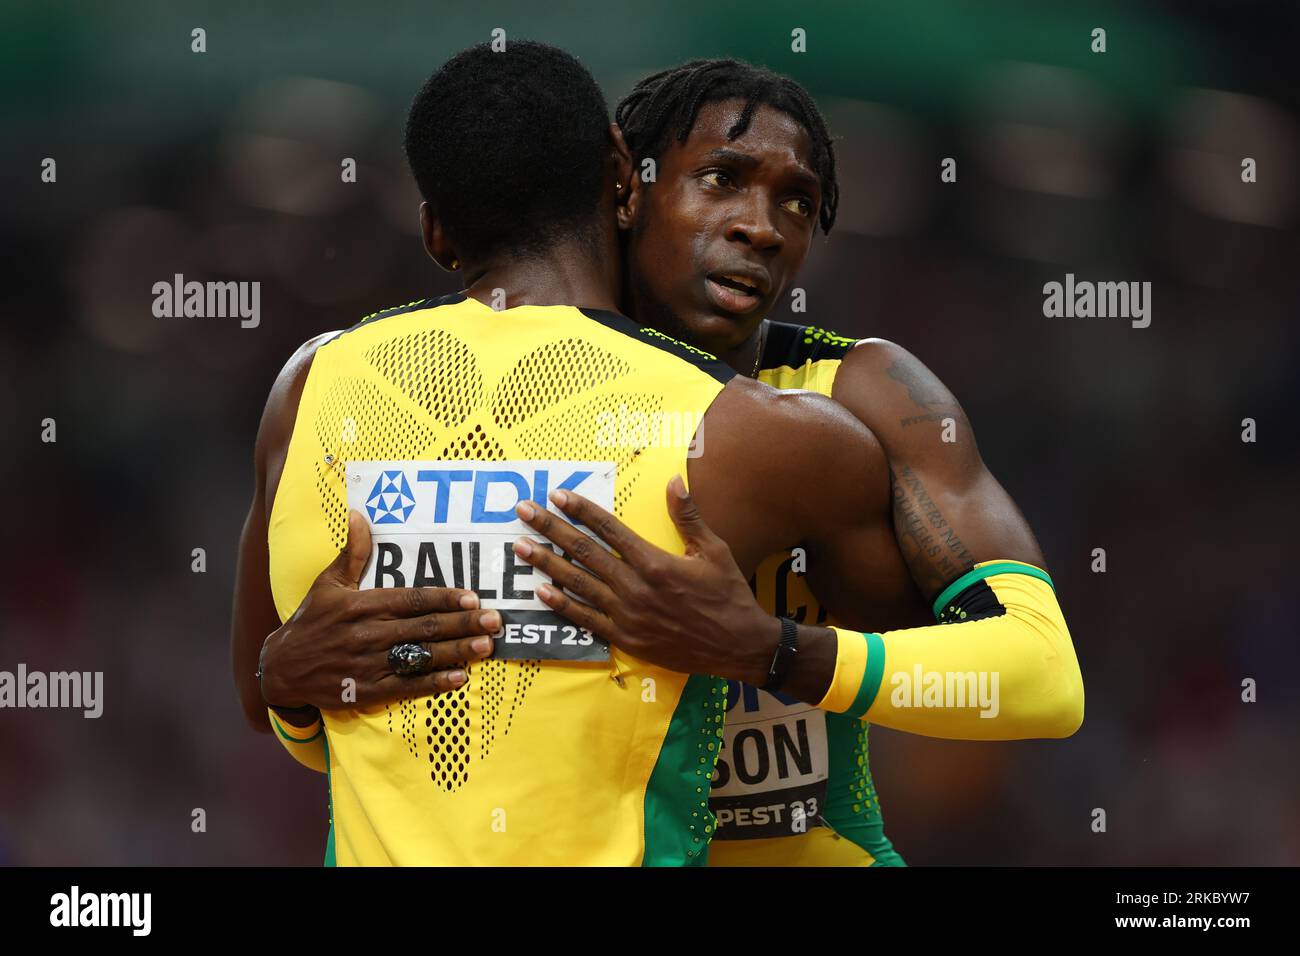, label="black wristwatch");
[761,617,799,693]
